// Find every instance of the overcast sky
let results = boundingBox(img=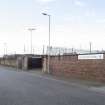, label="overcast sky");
[0,0,105,55]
